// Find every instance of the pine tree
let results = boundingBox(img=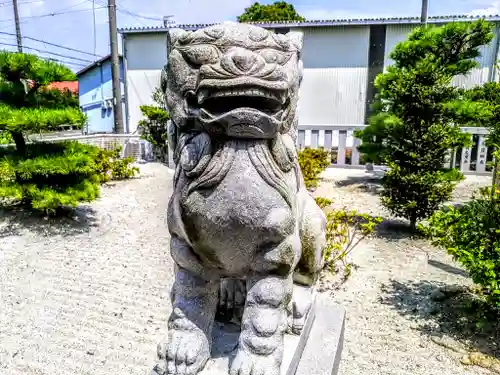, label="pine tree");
[0,52,102,212]
[356,20,494,229]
